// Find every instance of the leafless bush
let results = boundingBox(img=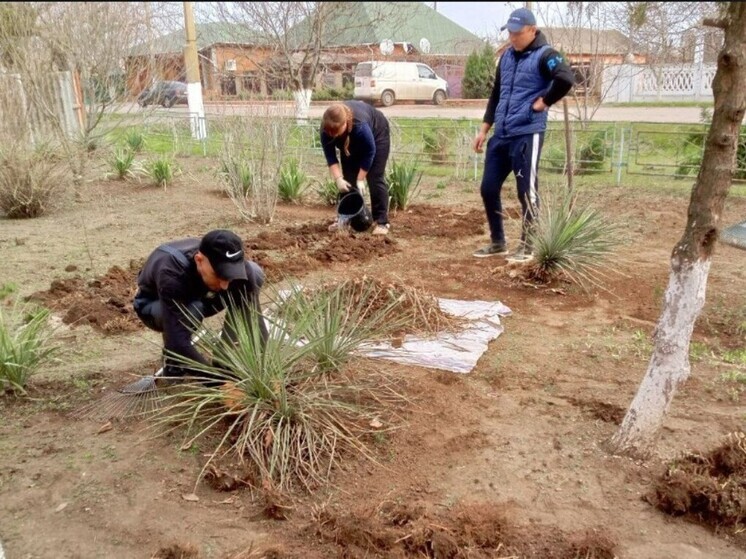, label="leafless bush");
[216,108,292,224]
[0,145,68,218]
